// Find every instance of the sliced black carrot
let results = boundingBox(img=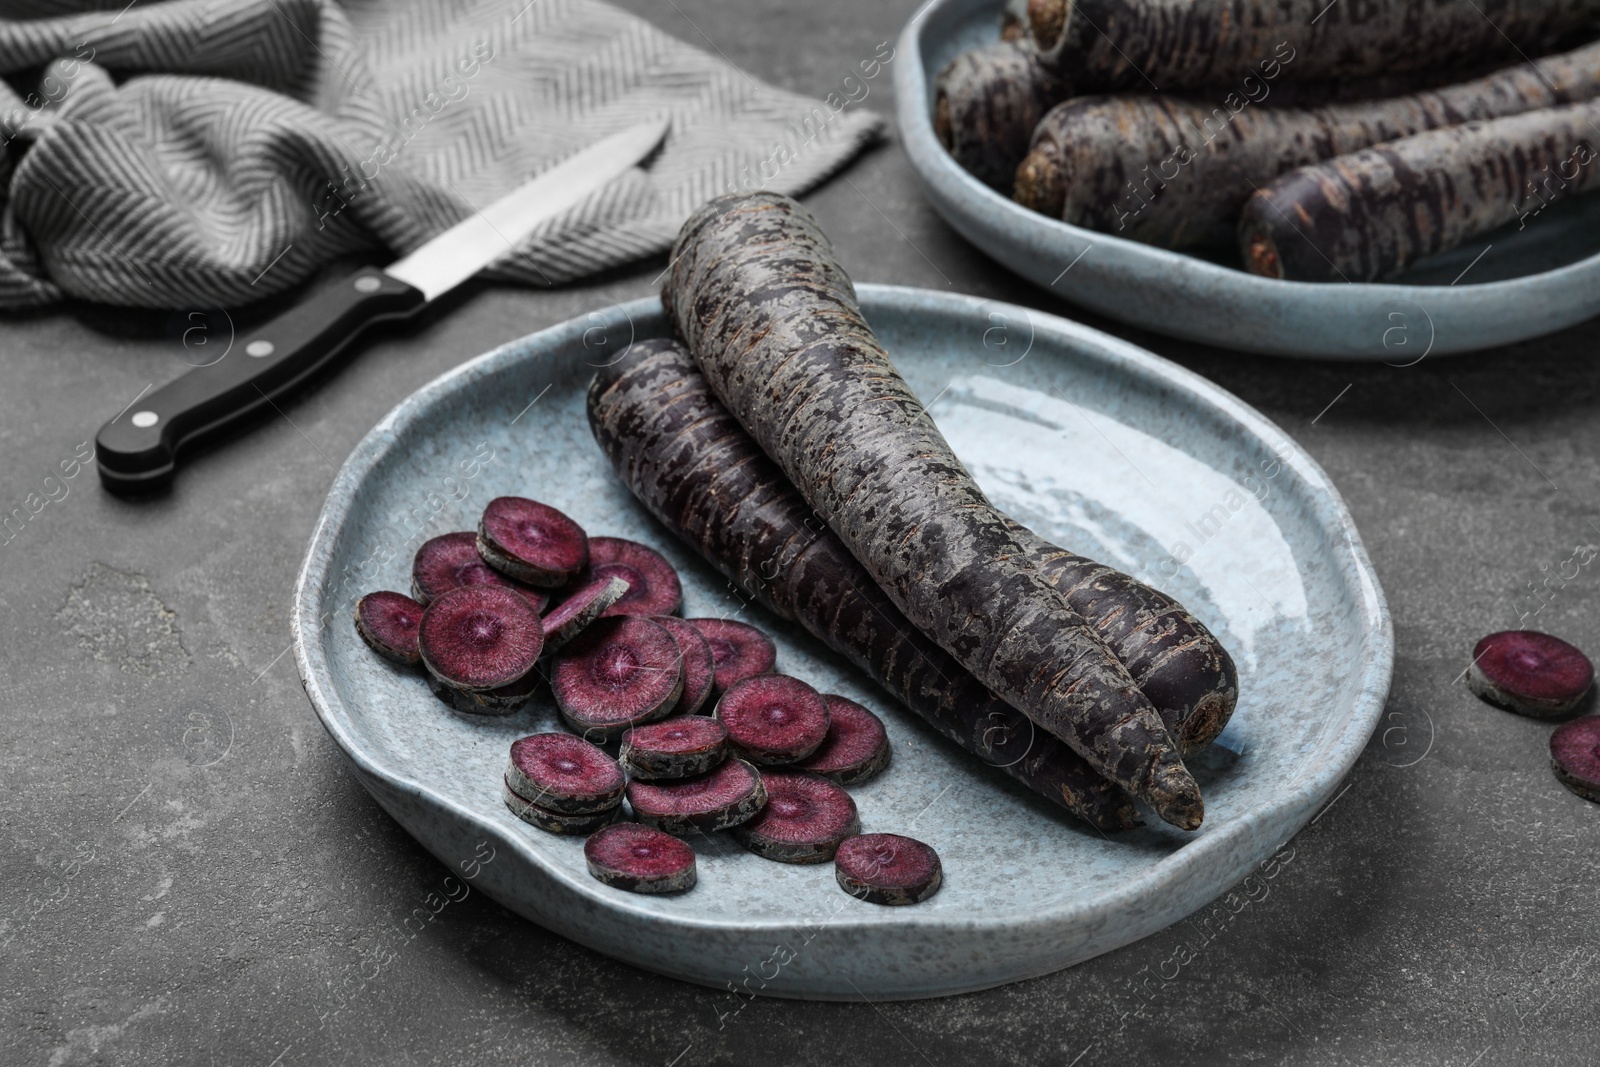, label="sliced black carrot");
[552,616,684,742]
[587,337,1142,832]
[586,537,683,617]
[418,585,543,692]
[477,496,589,587]
[834,833,942,906]
[411,531,546,609]
[620,716,728,780]
[506,733,626,814]
[689,617,777,697]
[666,193,1203,829]
[502,779,620,835]
[584,823,697,893]
[716,674,831,766]
[732,772,860,864]
[797,695,891,785]
[426,668,540,715]
[1550,716,1600,802]
[626,757,768,835]
[1468,630,1594,718]
[355,591,424,666]
[654,615,716,715]
[541,575,630,655]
